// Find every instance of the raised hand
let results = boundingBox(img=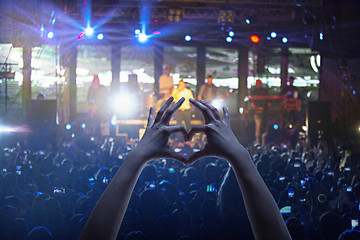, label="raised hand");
[132,96,188,163]
[186,99,247,165]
